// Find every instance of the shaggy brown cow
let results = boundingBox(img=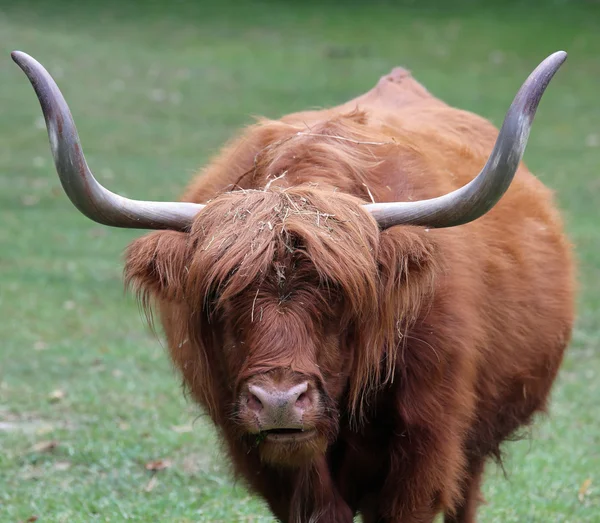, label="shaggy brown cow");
[13,50,575,523]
